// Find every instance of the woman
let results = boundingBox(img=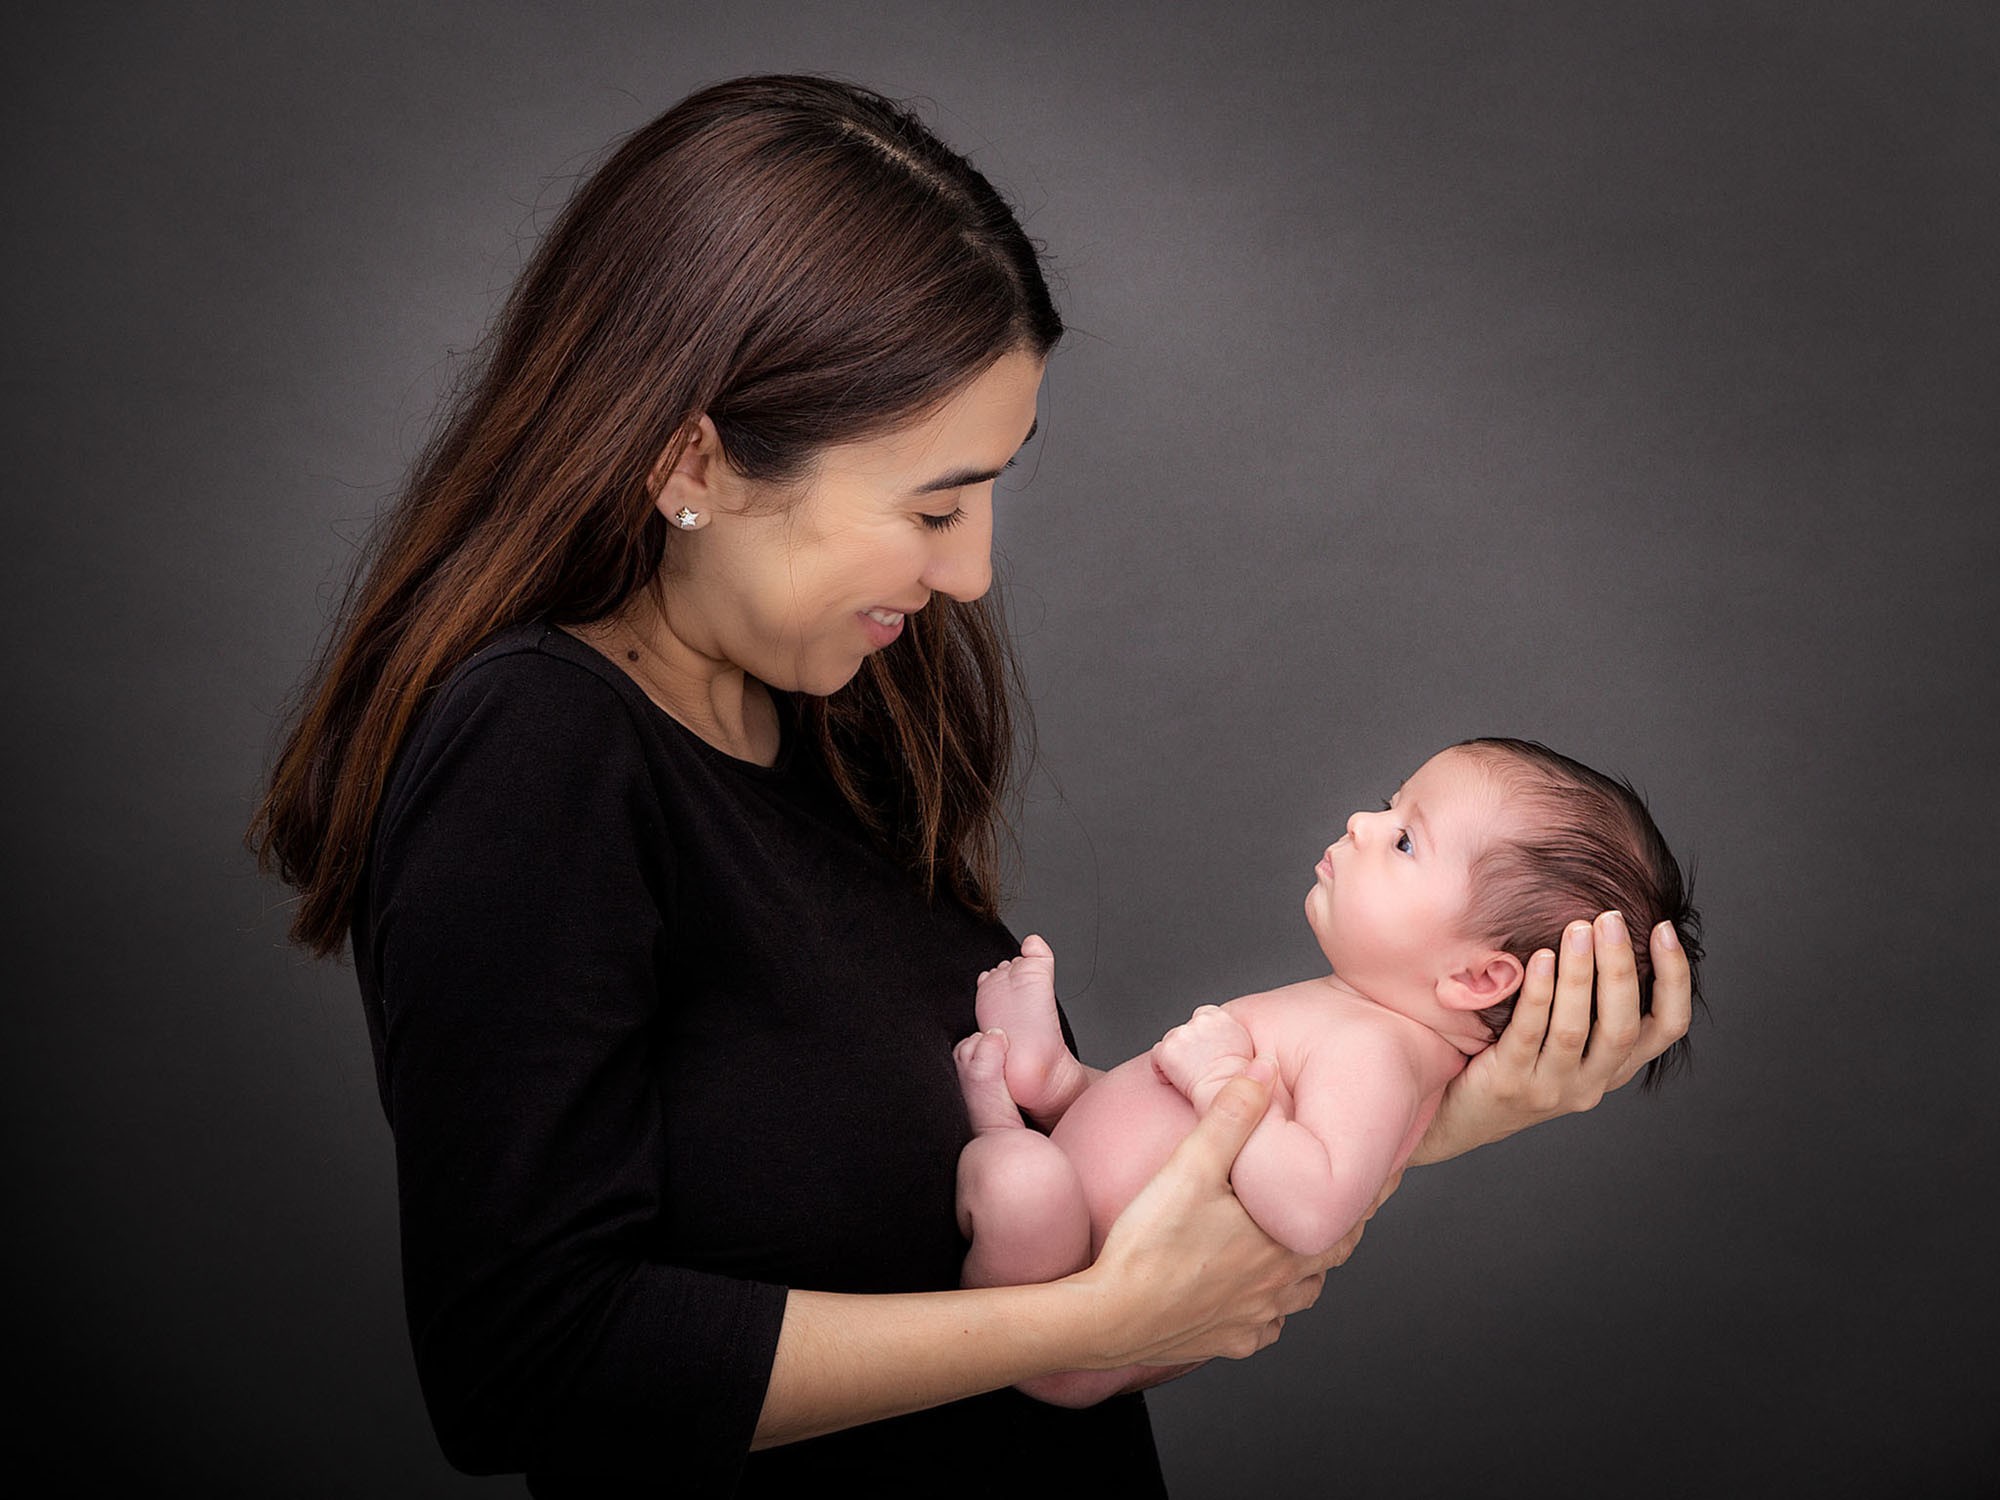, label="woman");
[253,75,1689,1496]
